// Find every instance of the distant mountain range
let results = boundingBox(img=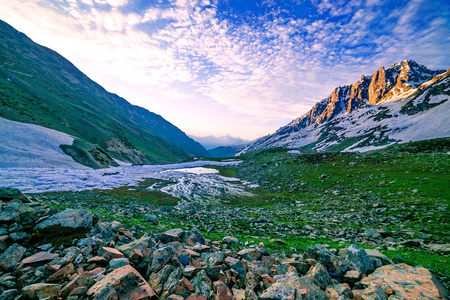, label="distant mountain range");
[188,134,251,150]
[0,20,210,168]
[236,60,449,155]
